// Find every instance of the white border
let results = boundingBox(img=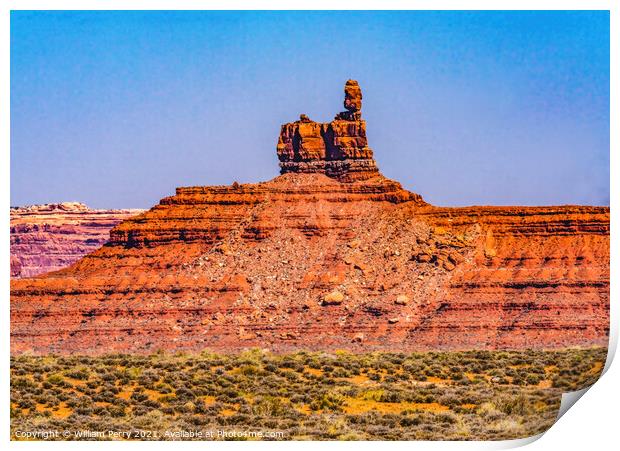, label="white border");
[2,2,616,450]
